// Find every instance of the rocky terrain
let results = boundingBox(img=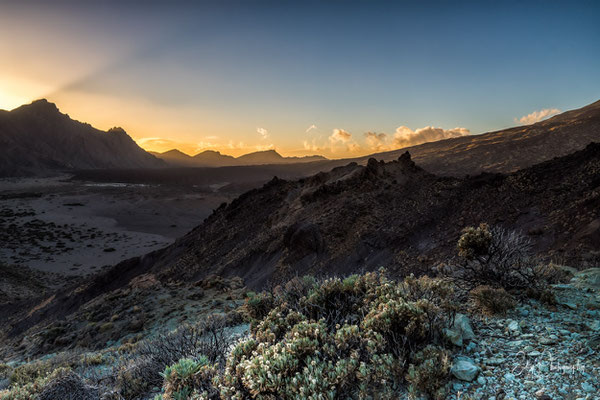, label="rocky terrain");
[106,142,599,290]
[445,268,600,400]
